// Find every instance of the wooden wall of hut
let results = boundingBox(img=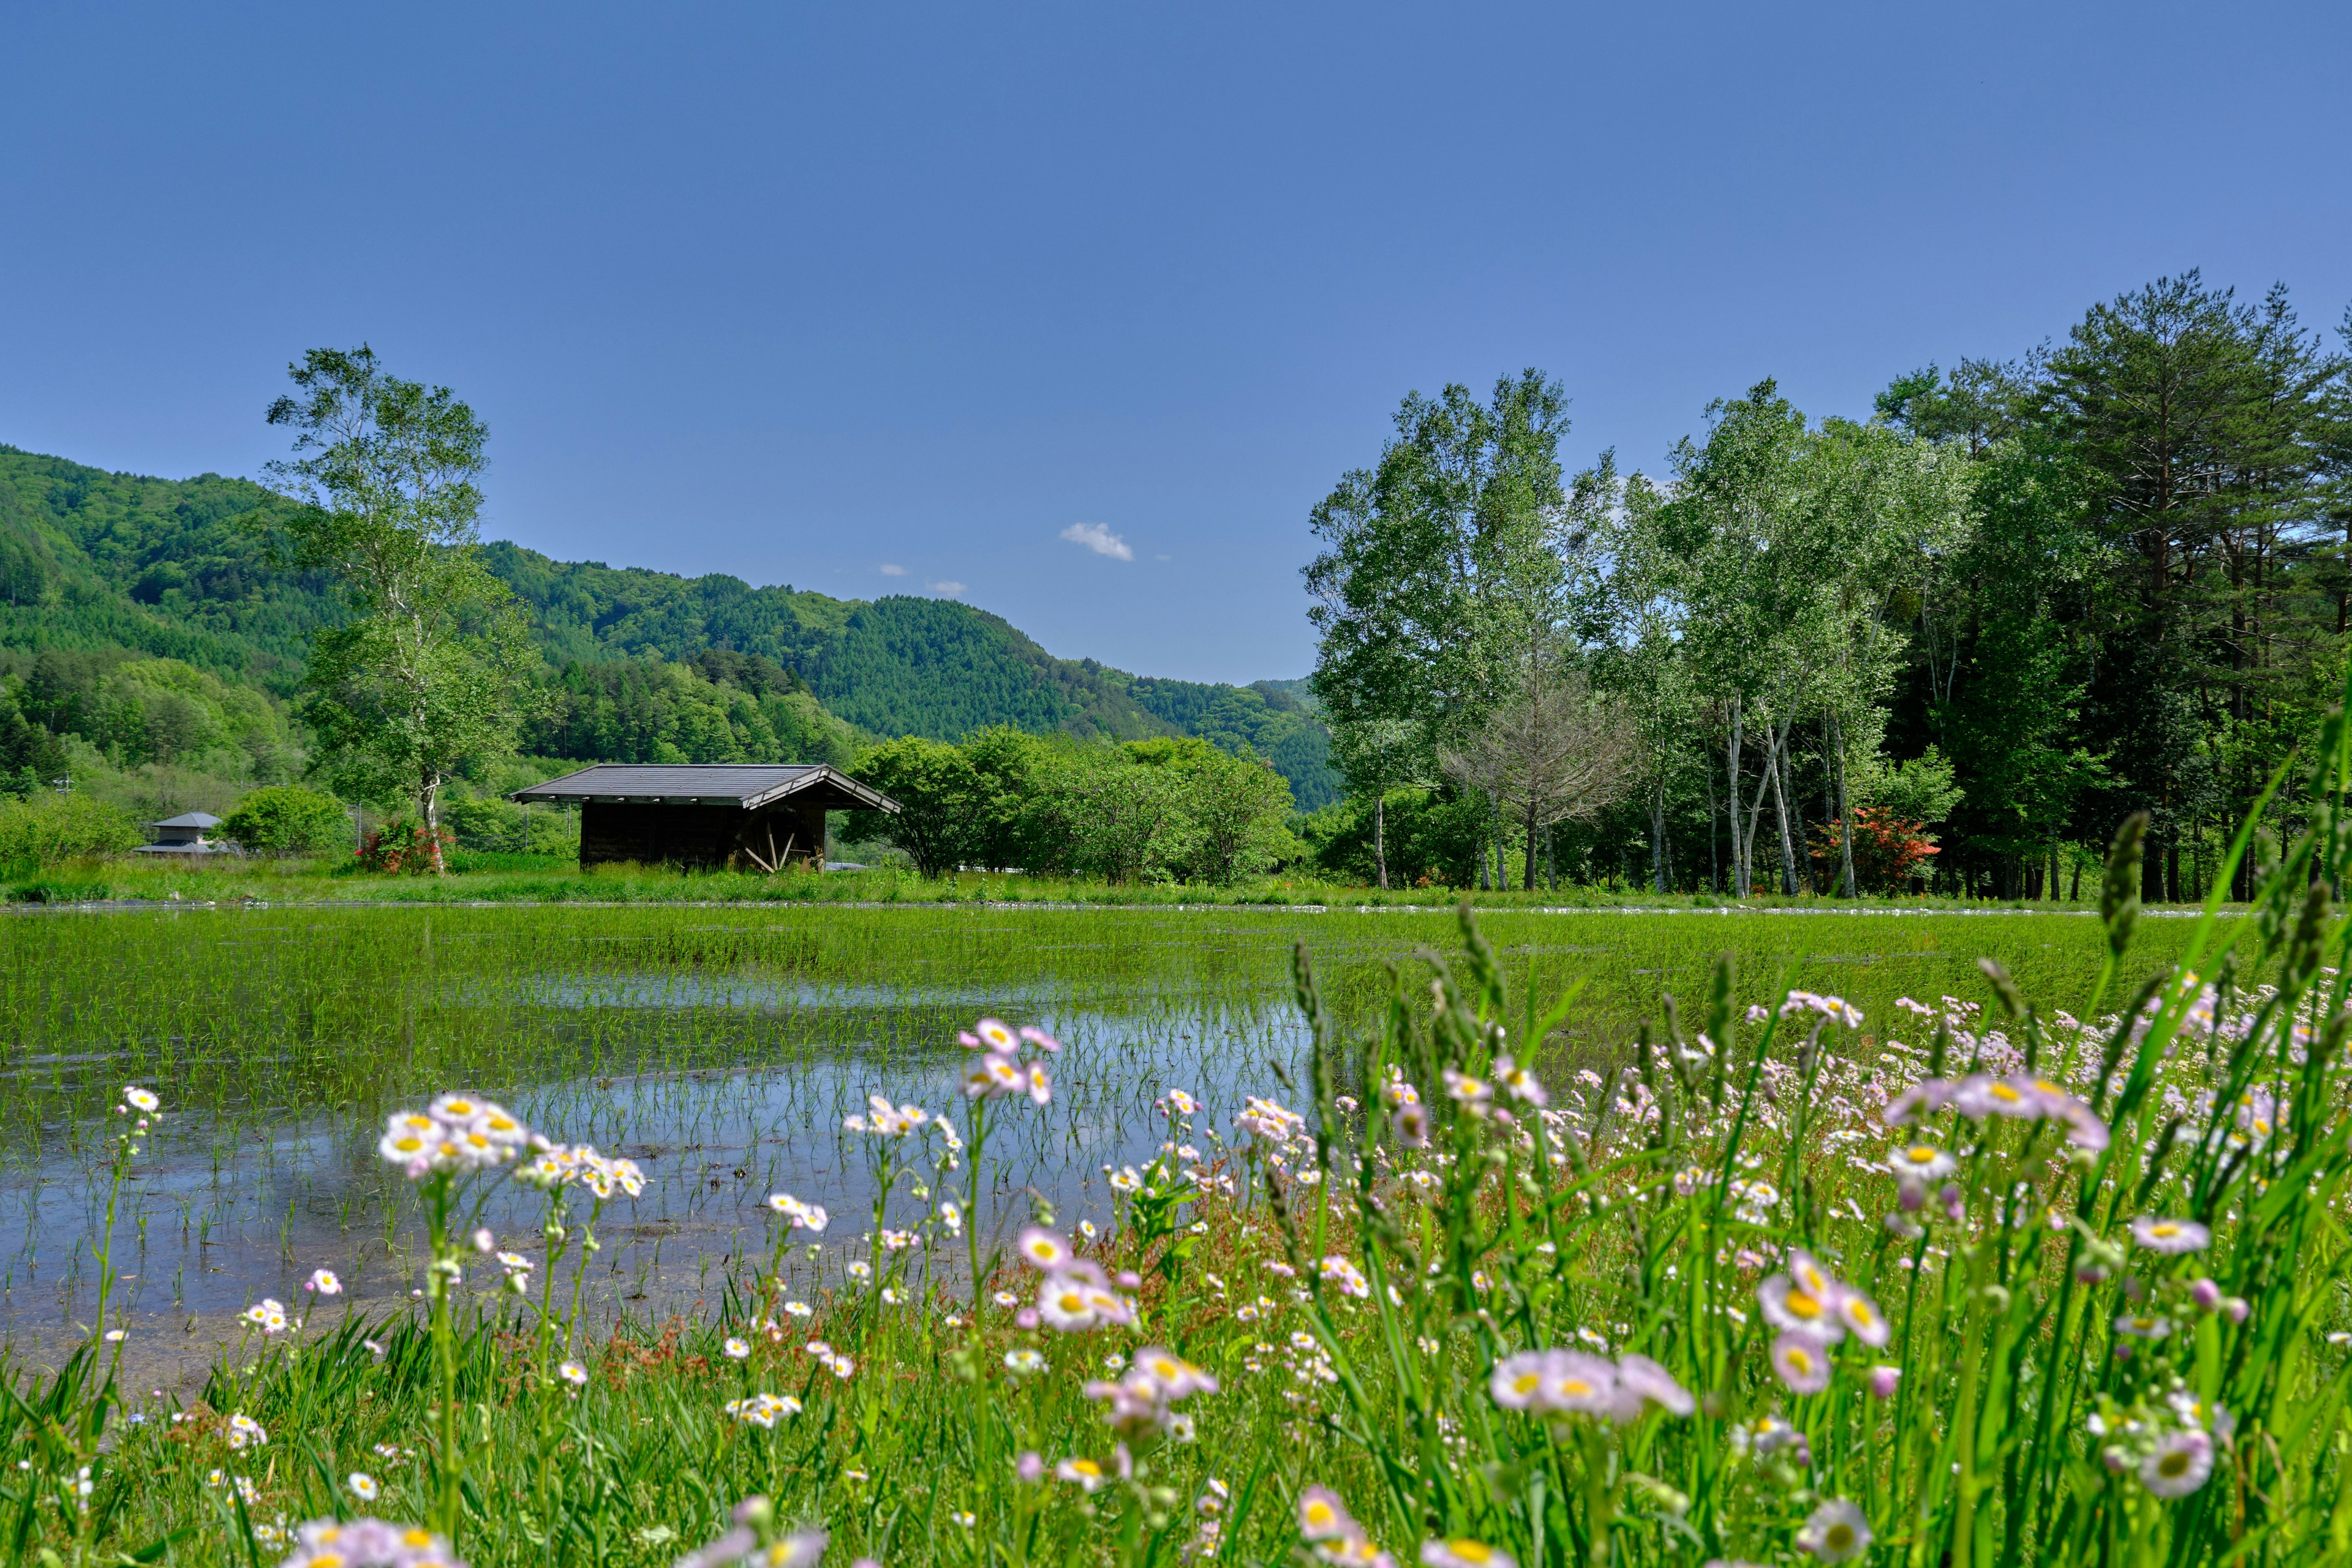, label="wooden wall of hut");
[579,799,828,872]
